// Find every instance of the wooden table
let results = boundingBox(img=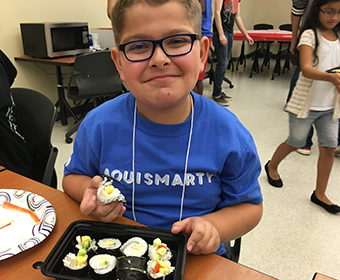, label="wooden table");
[313,273,337,280]
[0,167,277,280]
[14,55,76,126]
